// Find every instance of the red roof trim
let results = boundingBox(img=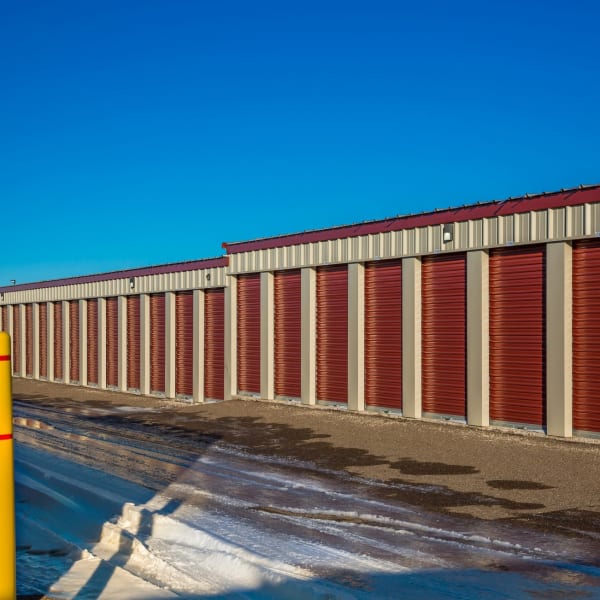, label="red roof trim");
[0,256,229,294]
[223,186,600,255]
